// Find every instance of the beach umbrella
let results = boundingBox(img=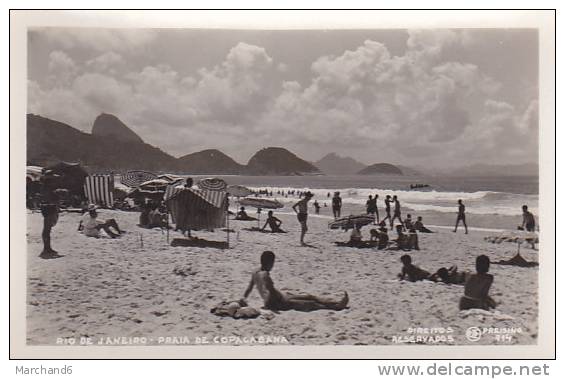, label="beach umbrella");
[329,214,376,231]
[238,197,284,227]
[227,185,253,198]
[120,170,158,188]
[239,197,284,209]
[197,177,228,191]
